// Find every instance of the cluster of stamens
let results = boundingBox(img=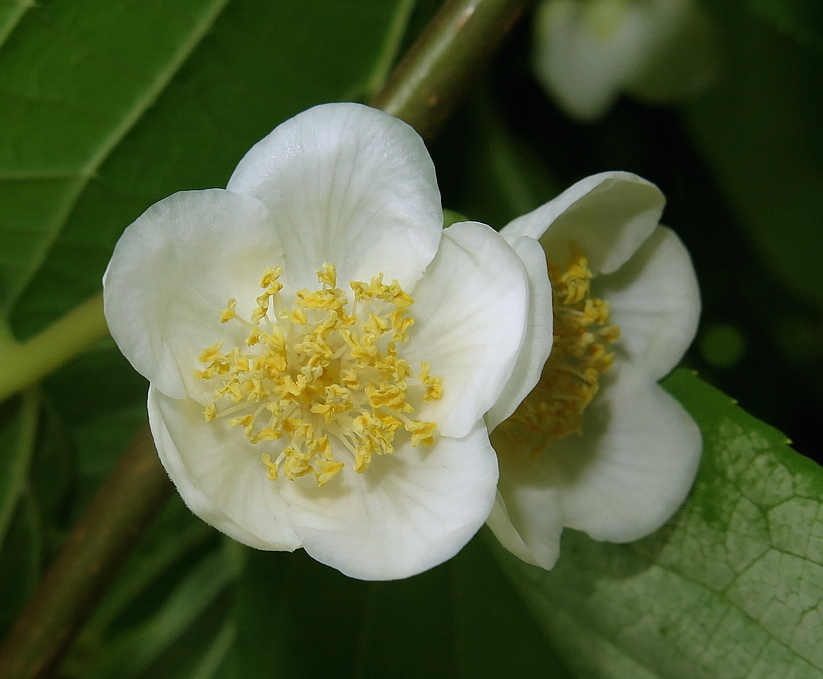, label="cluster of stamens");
[495,244,620,452]
[195,263,442,487]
